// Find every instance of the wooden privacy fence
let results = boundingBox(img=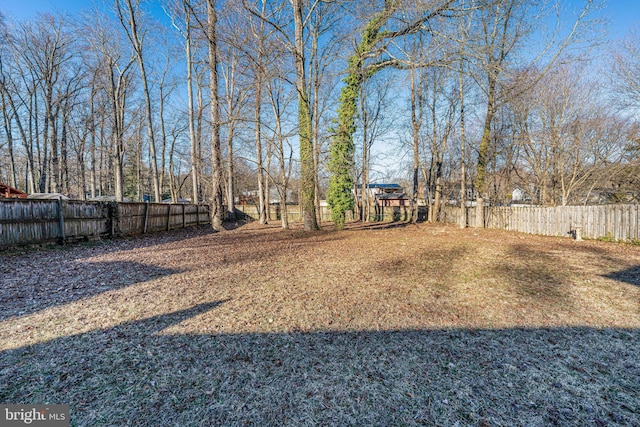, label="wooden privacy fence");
[0,199,210,248]
[236,204,338,223]
[236,204,429,223]
[440,204,640,241]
